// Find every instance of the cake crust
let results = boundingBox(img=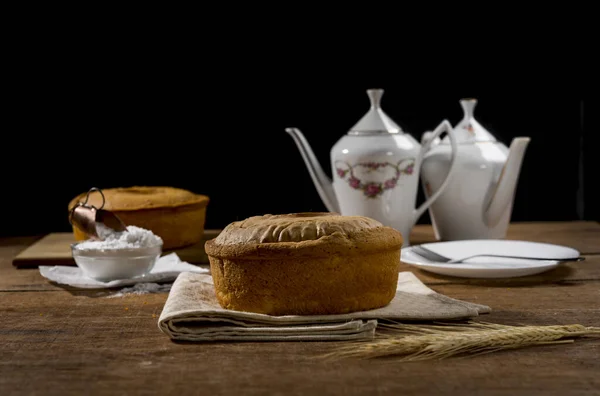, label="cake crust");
[68,186,209,212]
[205,212,401,258]
[205,212,403,316]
